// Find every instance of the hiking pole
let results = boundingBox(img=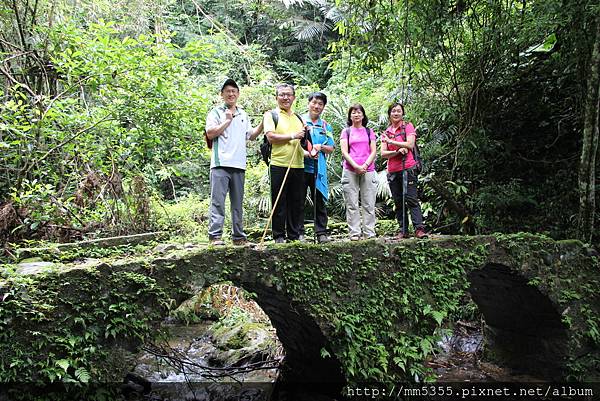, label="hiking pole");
[402,155,407,238]
[313,154,318,244]
[260,138,302,247]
